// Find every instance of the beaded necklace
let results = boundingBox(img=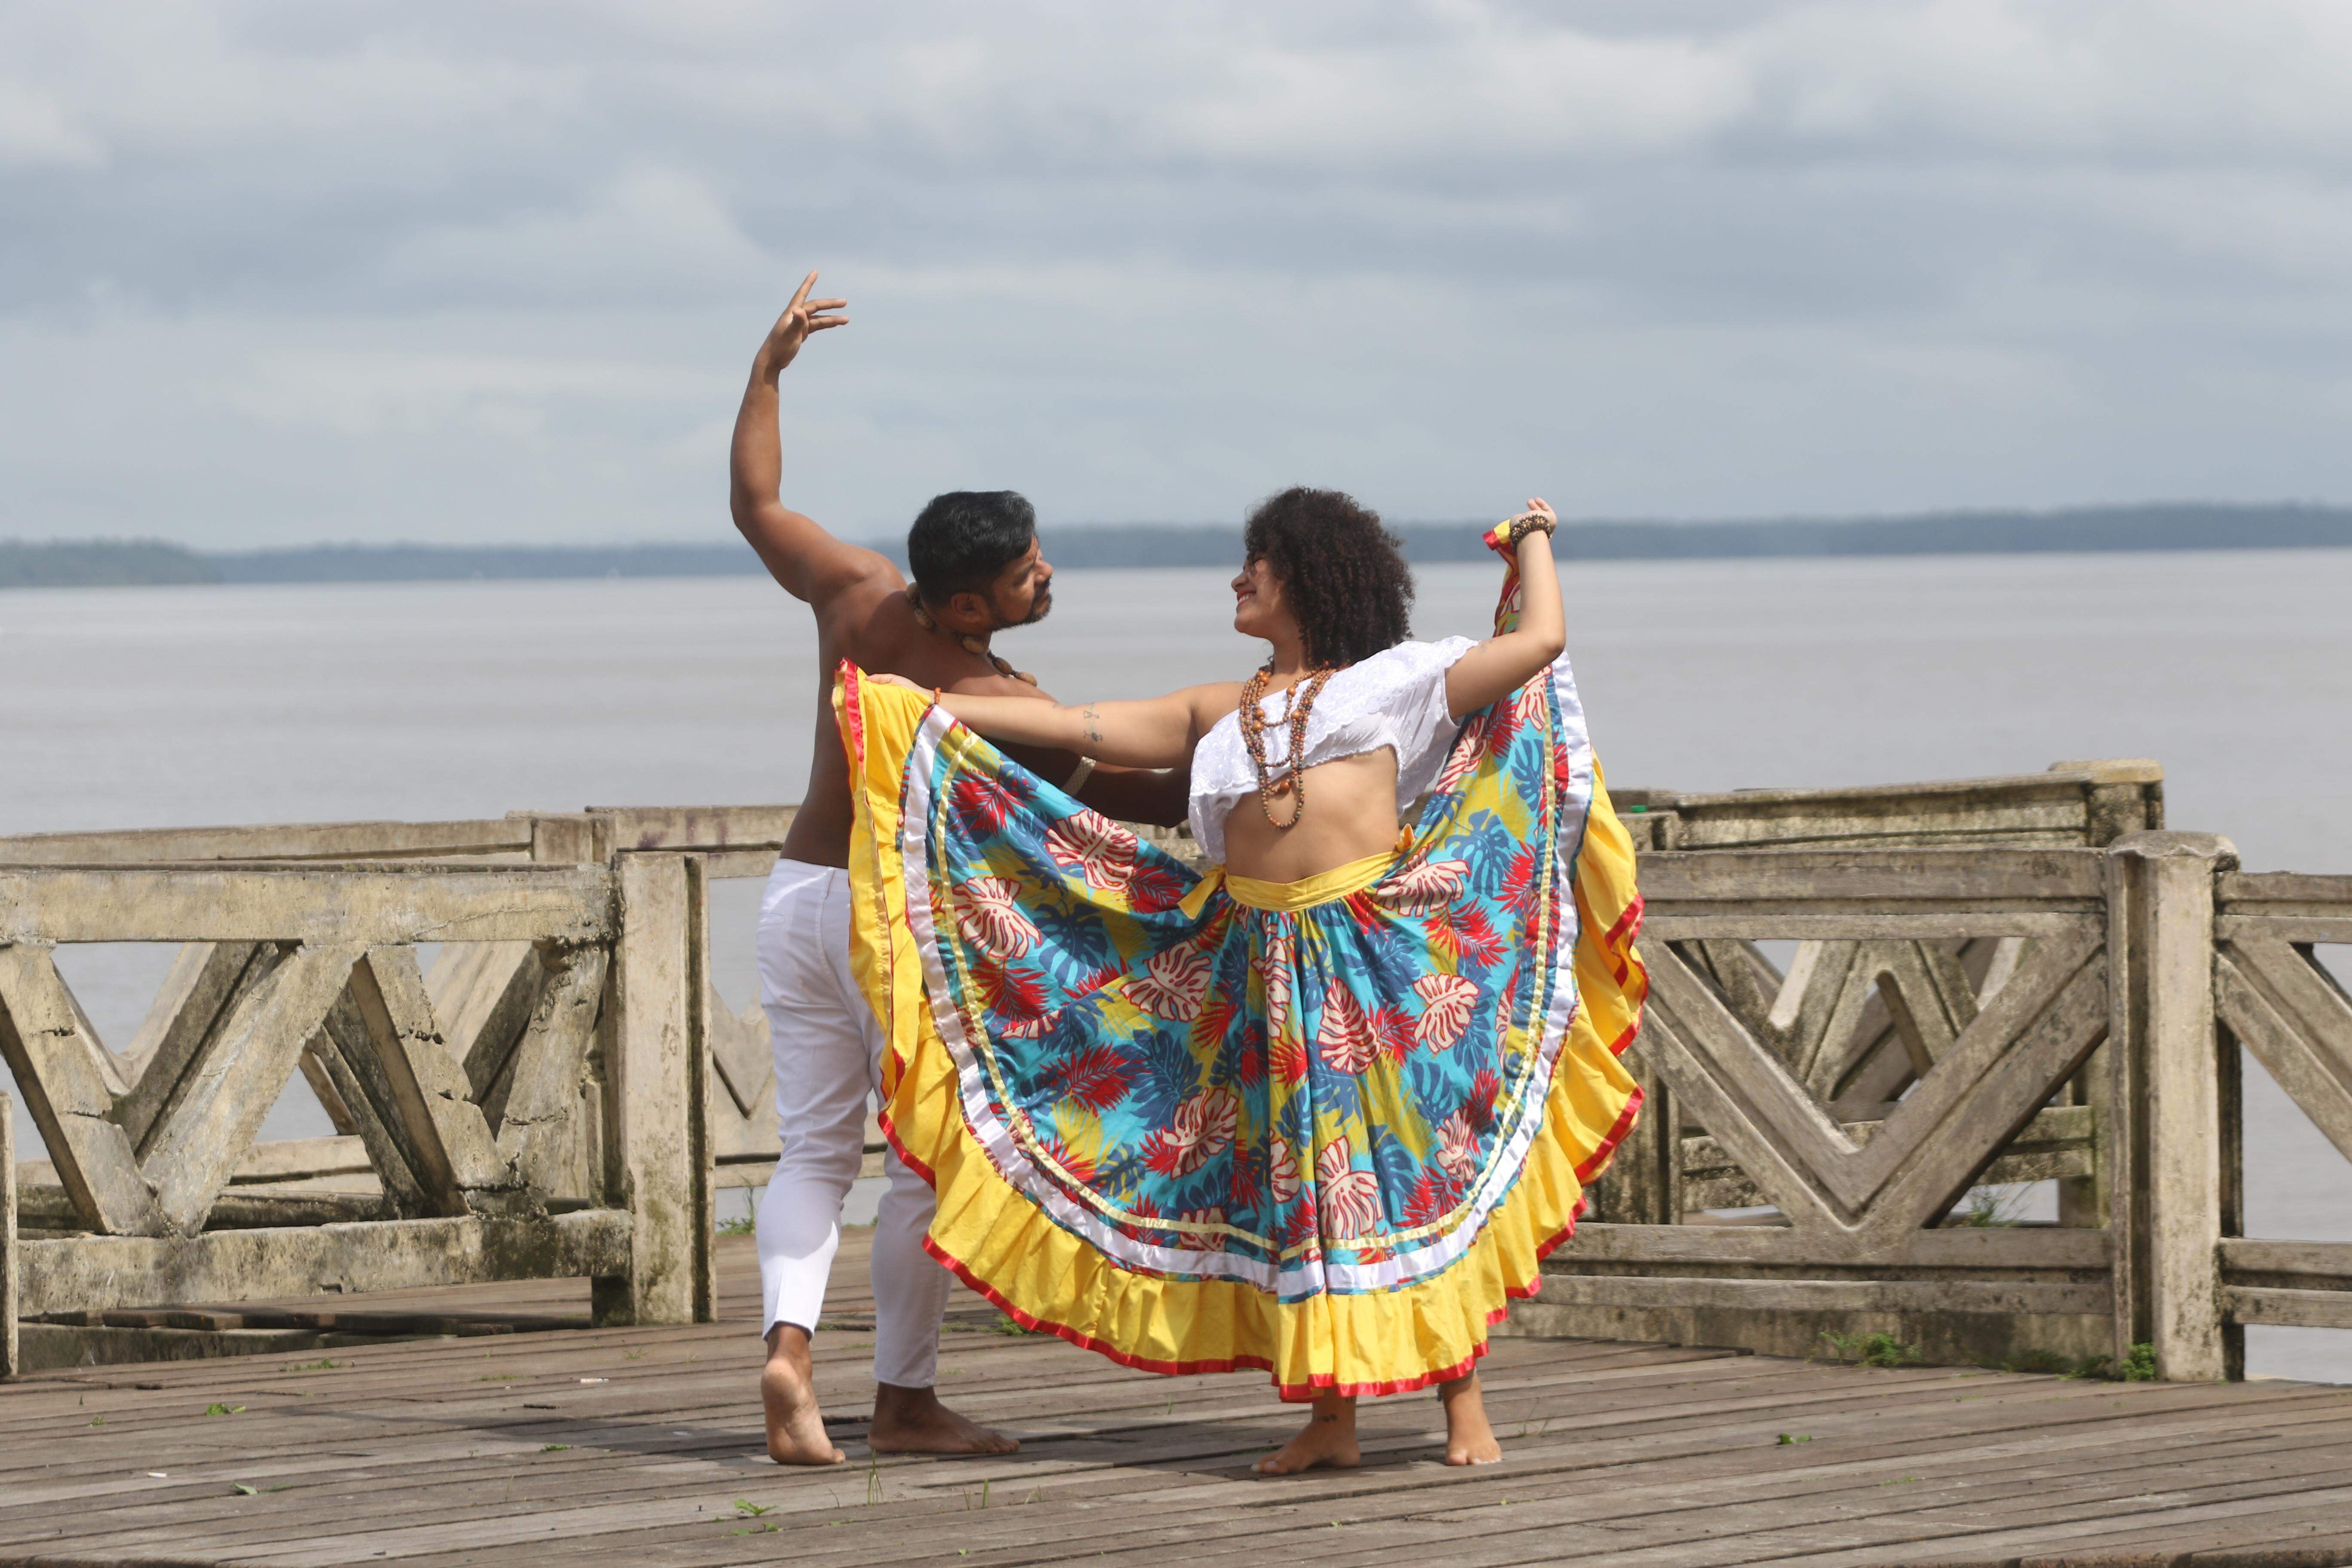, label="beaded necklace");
[1237,662,1336,828]
[910,597,1036,685]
